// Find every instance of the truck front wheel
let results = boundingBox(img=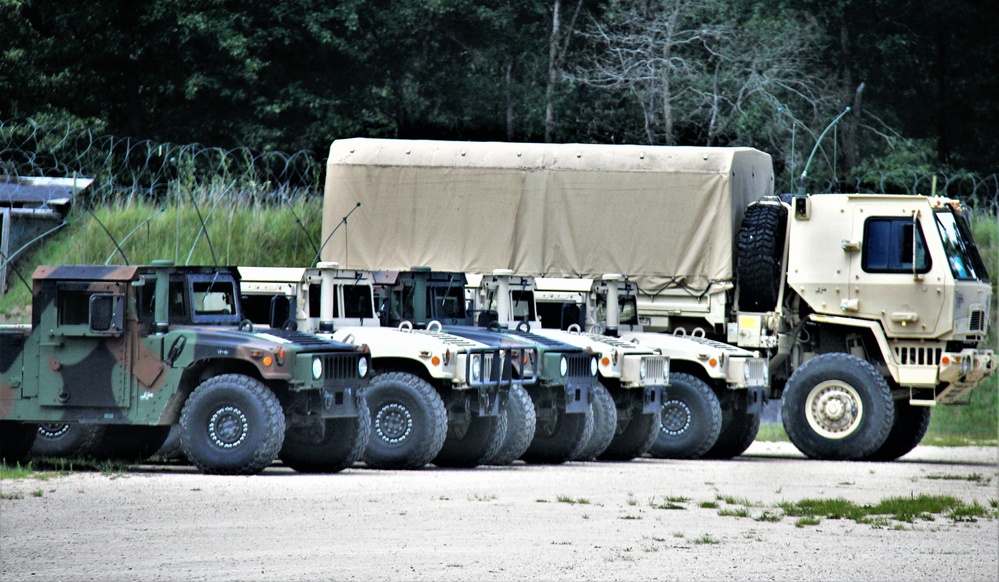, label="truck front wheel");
[862,400,931,461]
[781,353,893,460]
[362,372,447,470]
[572,382,617,461]
[648,373,722,459]
[30,423,105,459]
[702,390,762,459]
[0,421,38,465]
[434,412,505,468]
[521,397,594,465]
[600,408,660,461]
[483,384,536,466]
[279,395,371,473]
[180,374,286,475]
